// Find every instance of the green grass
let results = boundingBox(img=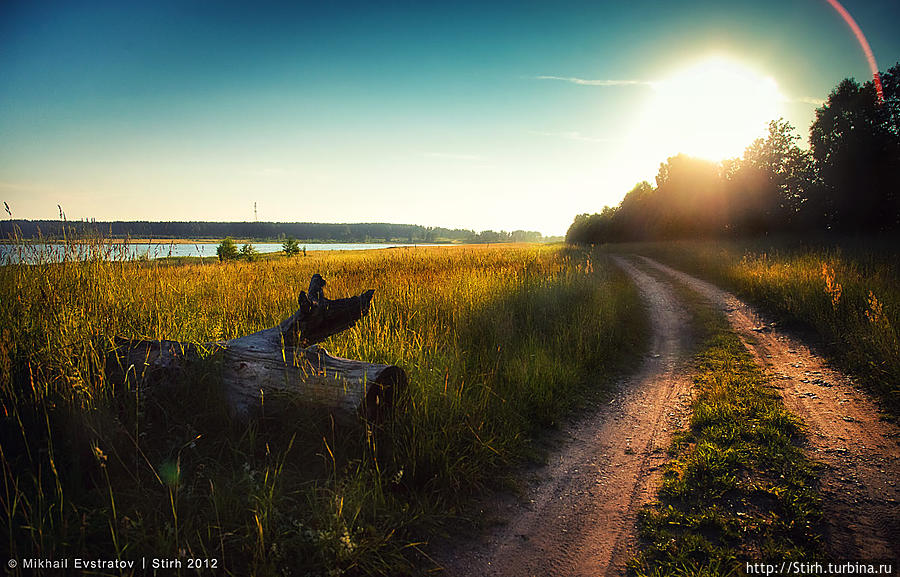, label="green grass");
[630,269,821,577]
[610,238,900,416]
[0,241,645,575]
